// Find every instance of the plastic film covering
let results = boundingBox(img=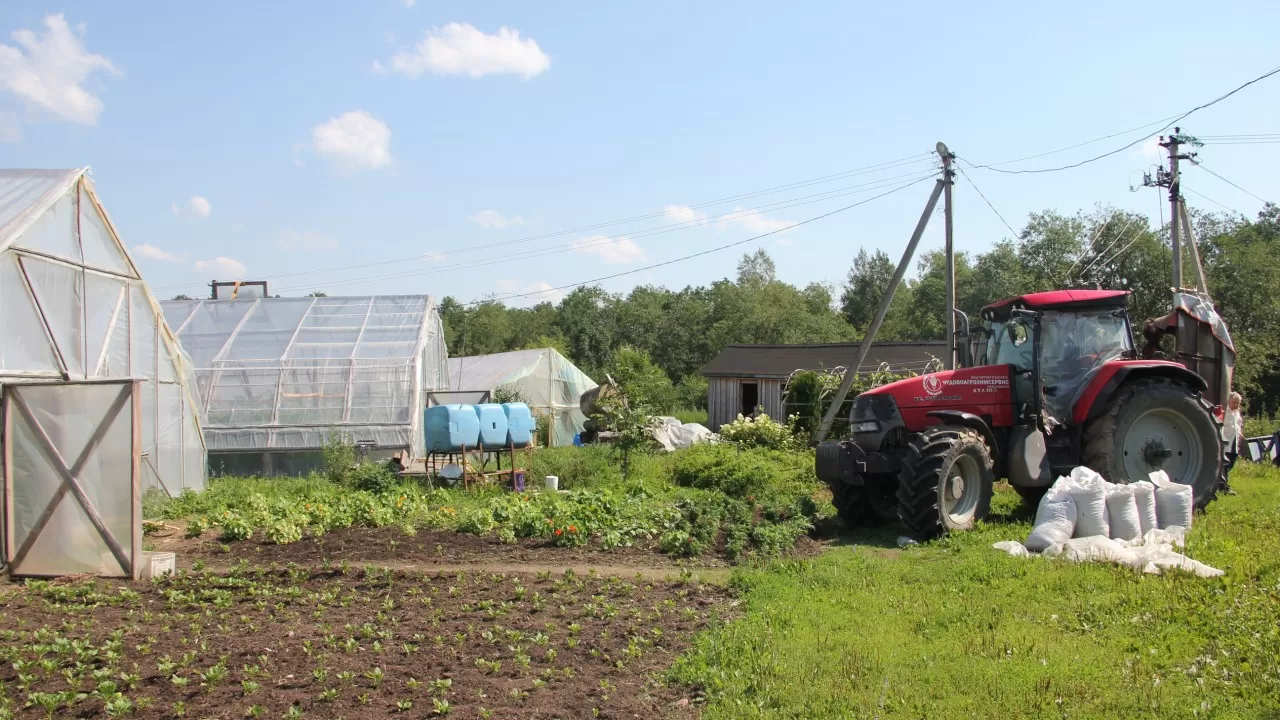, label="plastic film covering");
[6,382,135,578]
[0,169,206,507]
[1039,310,1132,426]
[447,348,599,446]
[162,295,448,456]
